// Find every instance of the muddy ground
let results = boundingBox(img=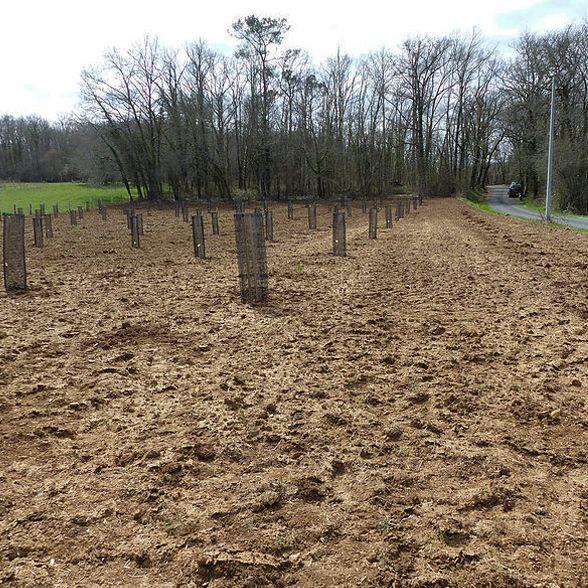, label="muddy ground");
[1,198,587,587]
